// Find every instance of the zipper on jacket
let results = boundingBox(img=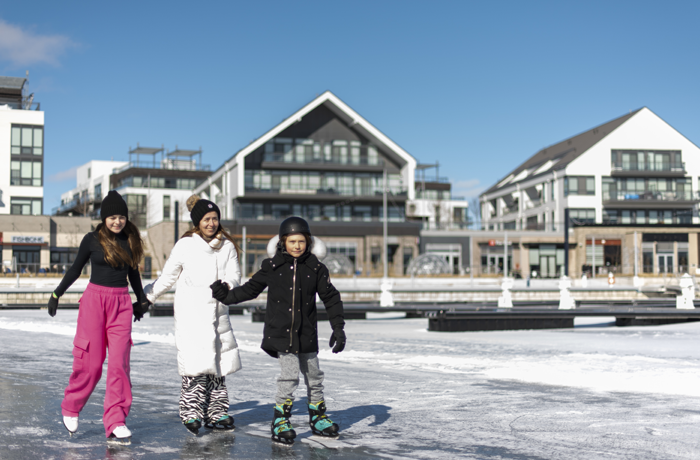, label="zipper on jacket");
[290,259,297,347]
